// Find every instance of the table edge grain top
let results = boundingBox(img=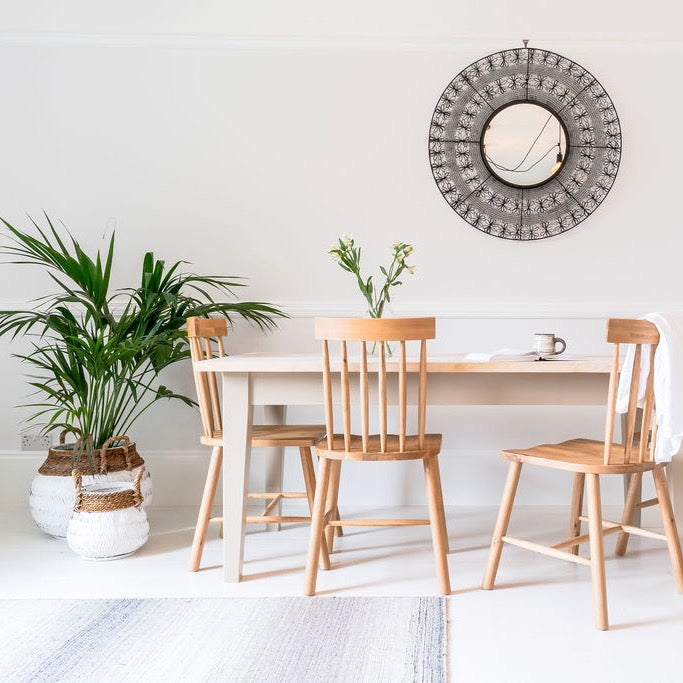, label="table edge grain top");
[194,353,612,374]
